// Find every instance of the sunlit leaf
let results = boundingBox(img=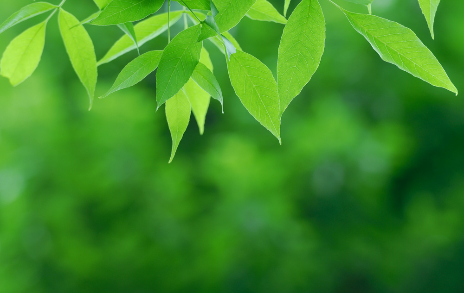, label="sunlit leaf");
[278,0,325,115]
[228,51,281,141]
[341,8,457,94]
[166,90,191,163]
[59,9,98,110]
[91,0,165,26]
[418,0,440,39]
[102,50,163,99]
[98,11,182,66]
[1,21,48,86]
[213,0,257,32]
[247,0,287,24]
[156,25,202,107]
[0,2,56,35]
